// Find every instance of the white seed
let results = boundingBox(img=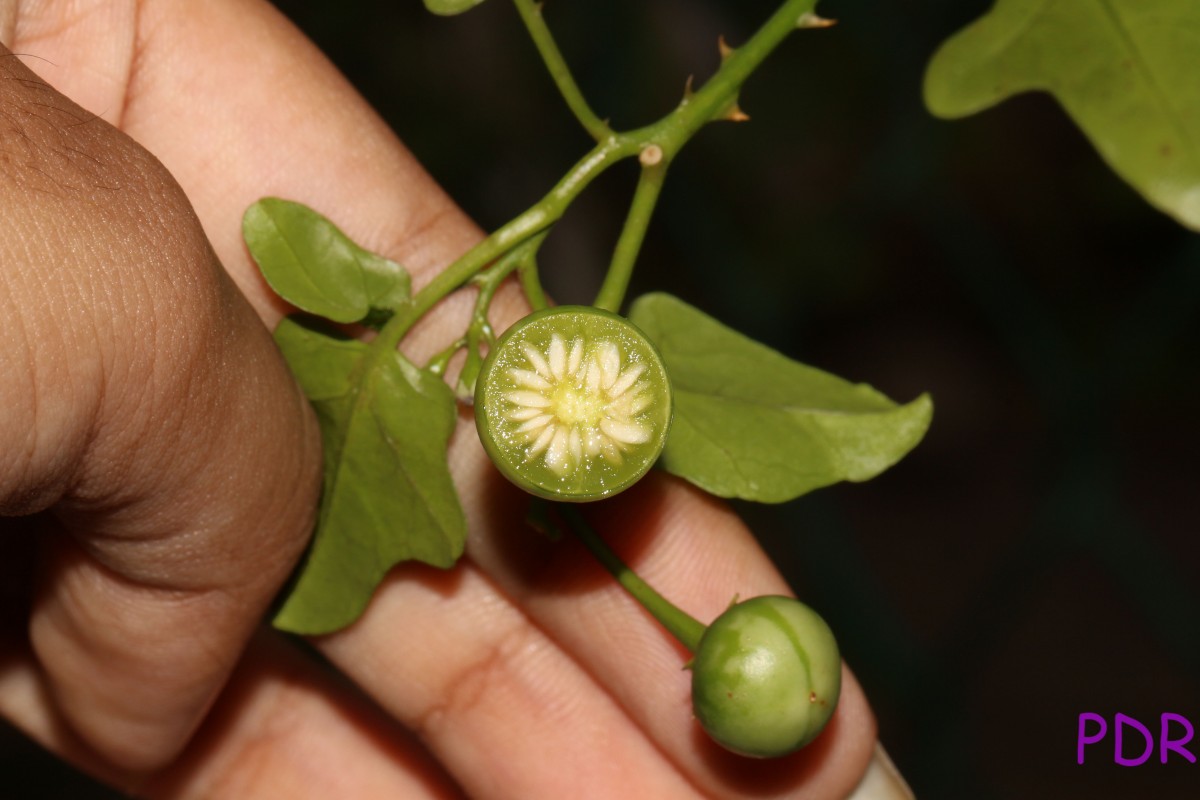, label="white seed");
[509,368,552,391]
[606,394,634,417]
[517,414,553,434]
[625,392,654,416]
[508,406,546,422]
[597,343,620,390]
[584,358,601,393]
[527,425,555,458]
[607,386,653,417]
[507,390,551,408]
[548,334,567,381]
[546,427,570,476]
[567,337,584,377]
[601,418,652,445]
[607,362,646,398]
[523,343,553,379]
[568,426,583,465]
